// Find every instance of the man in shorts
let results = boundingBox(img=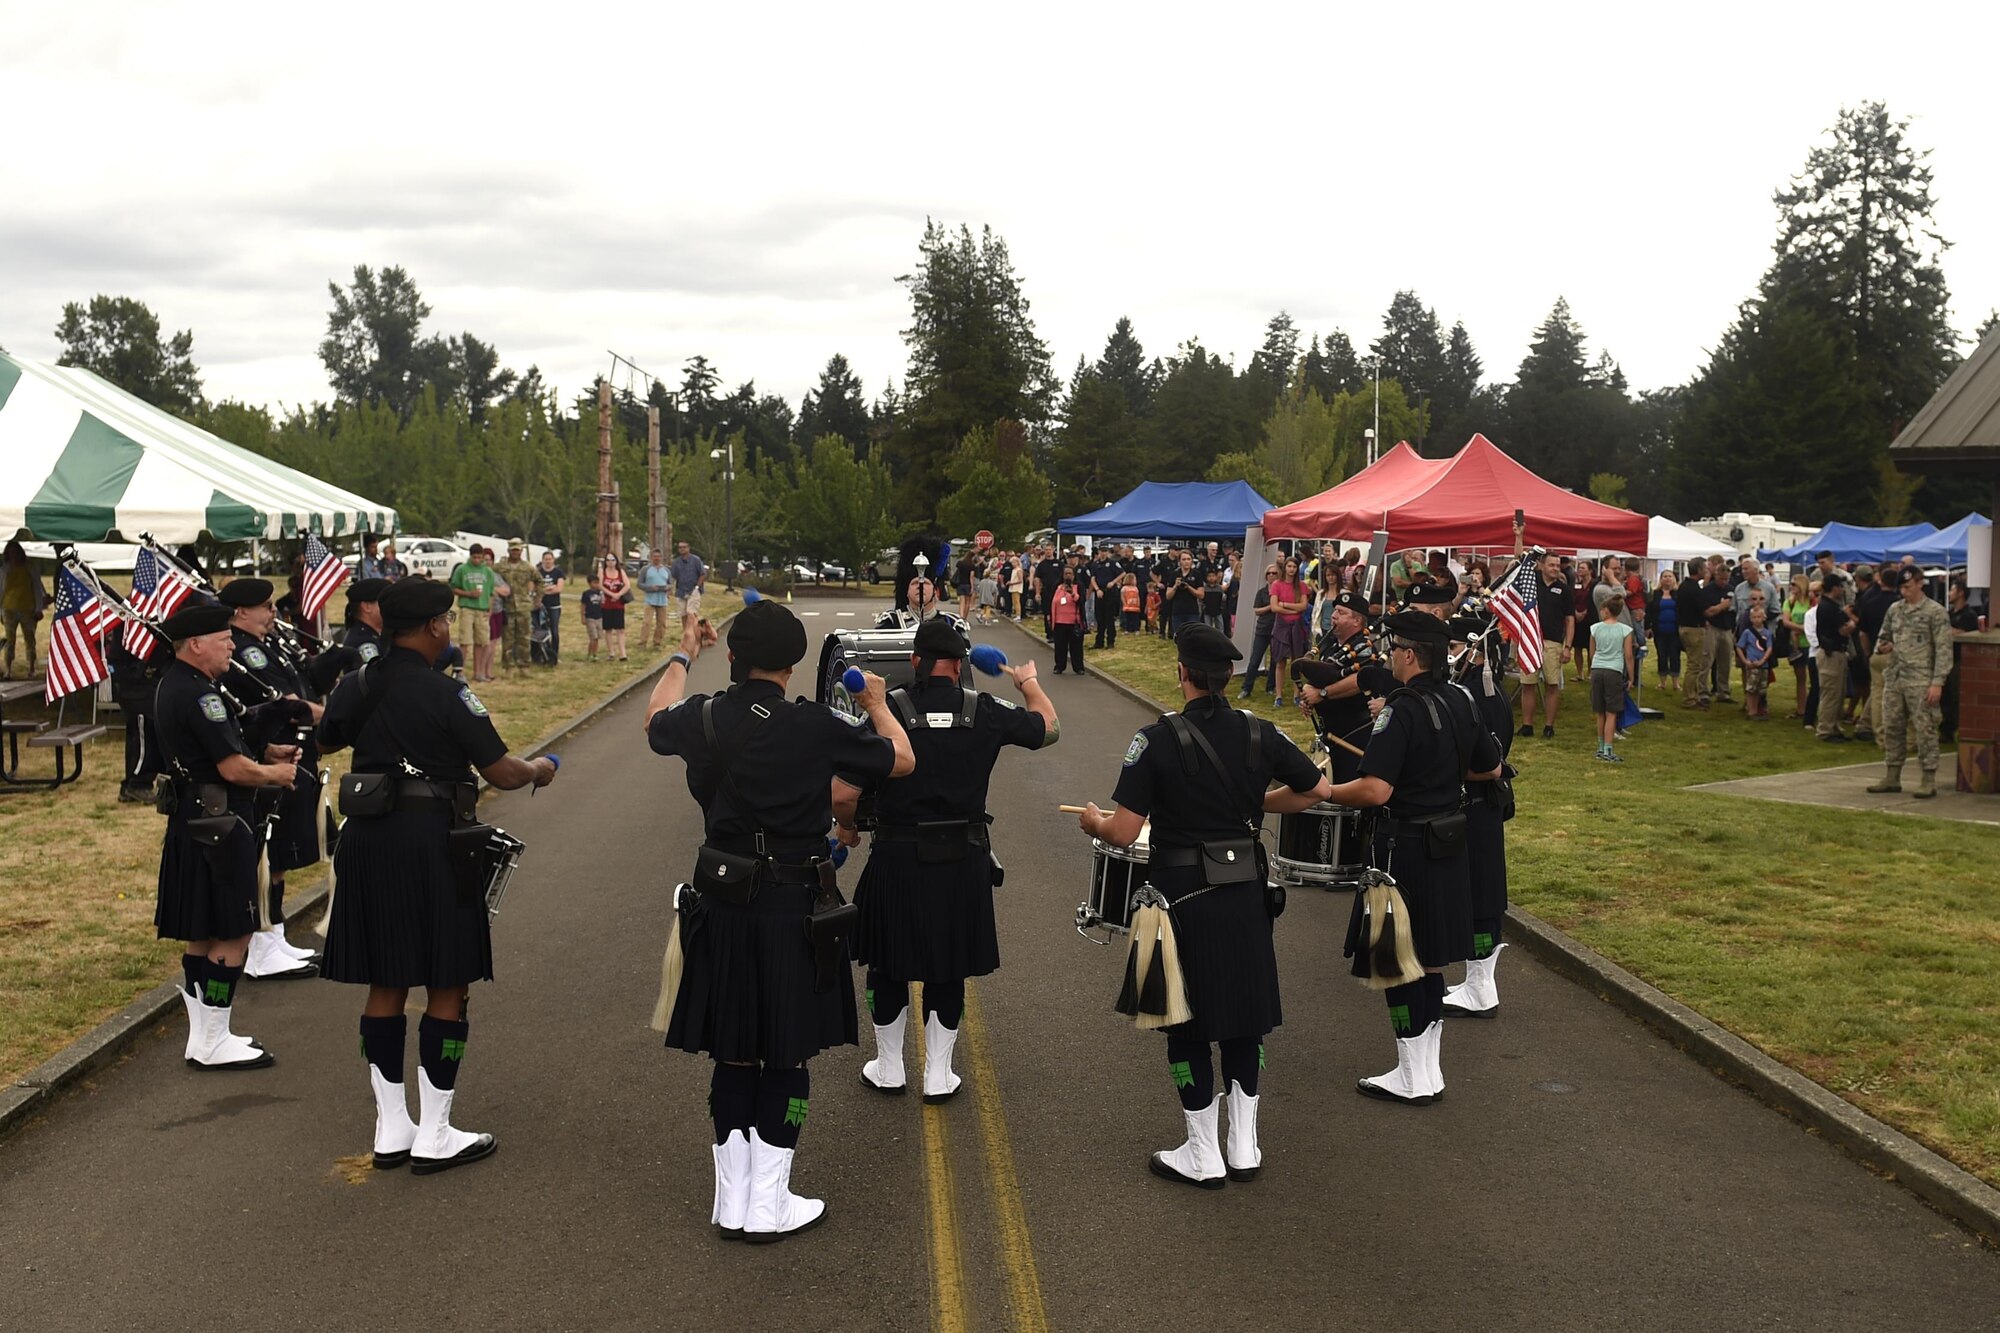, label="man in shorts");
[449,545,497,682]
[669,541,706,621]
[1517,548,1572,739]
